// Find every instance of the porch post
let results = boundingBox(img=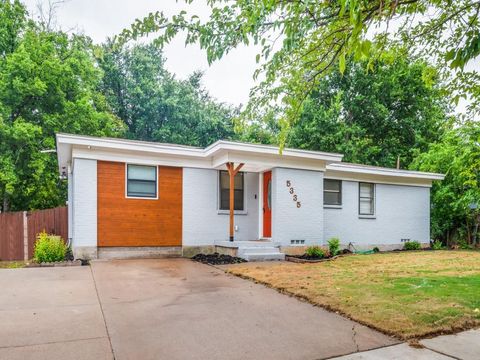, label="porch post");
[226,162,244,242]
